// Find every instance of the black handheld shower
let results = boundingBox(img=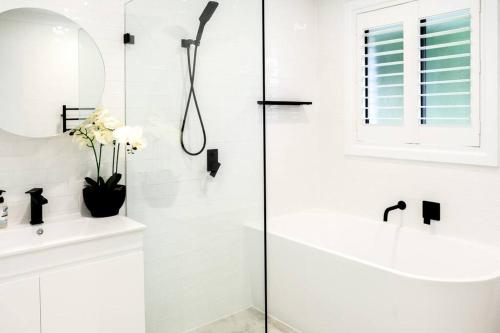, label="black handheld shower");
[180,1,219,156]
[196,1,219,44]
